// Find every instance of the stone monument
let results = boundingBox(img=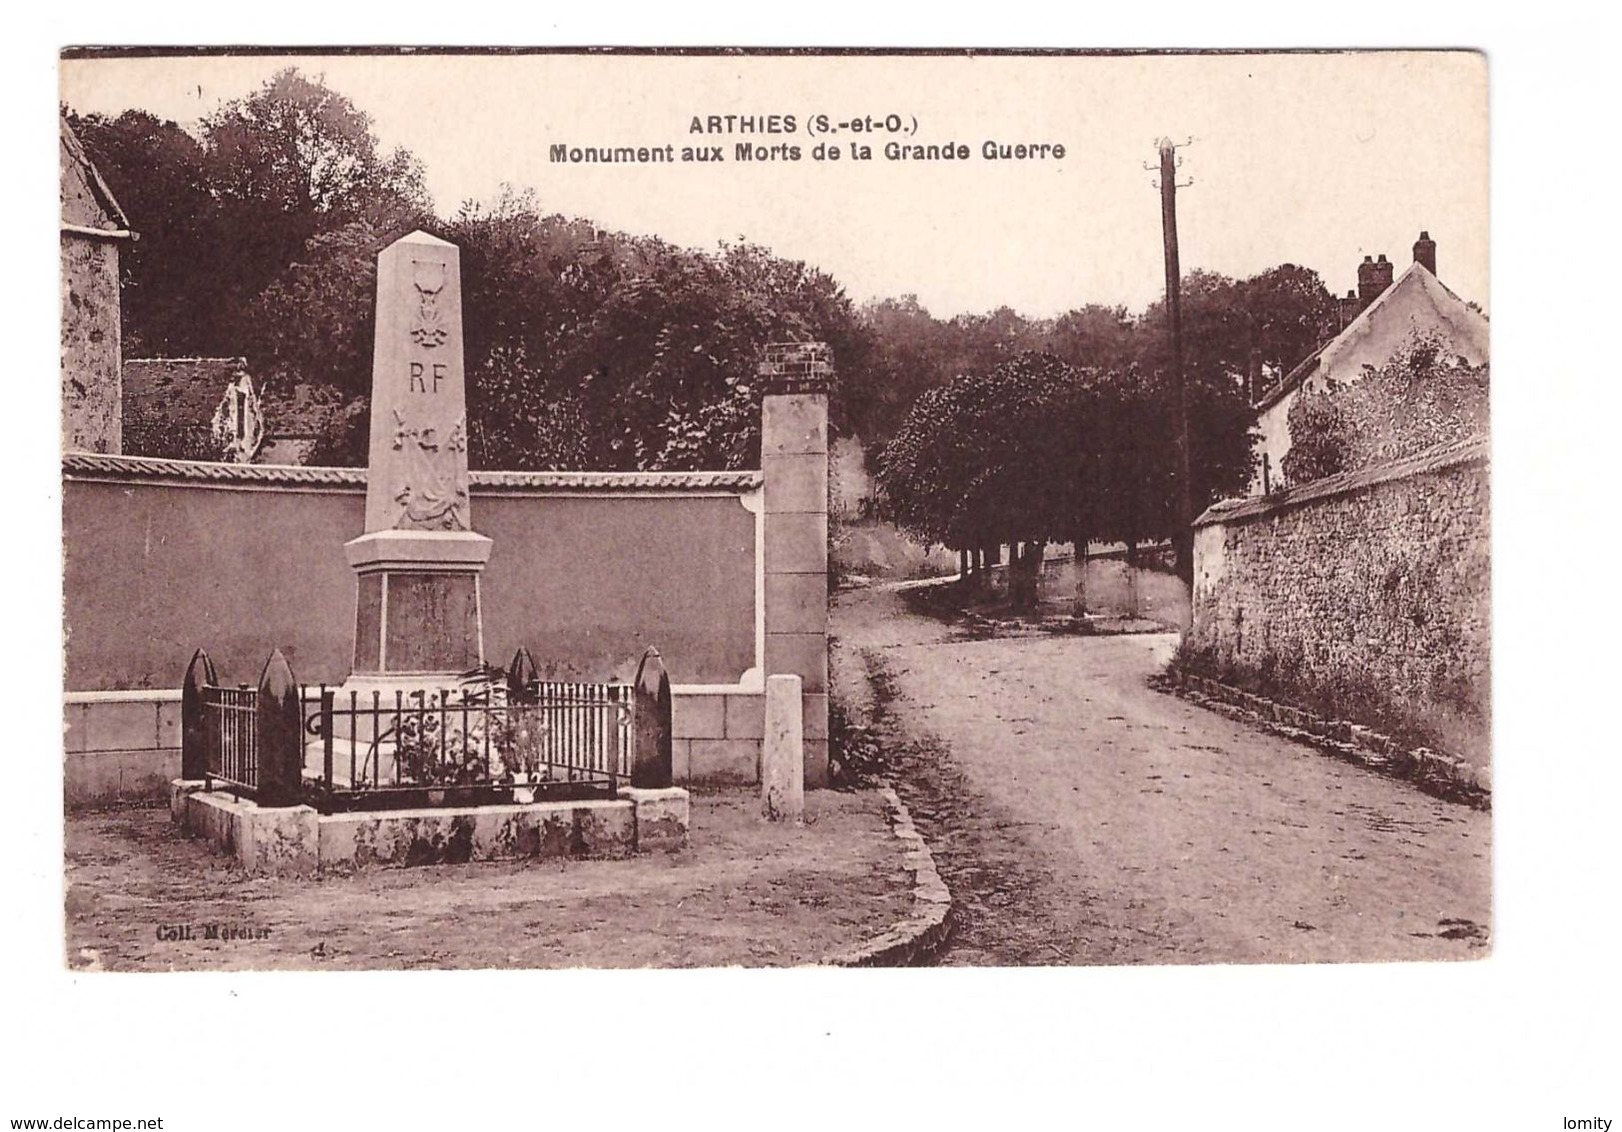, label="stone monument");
[345,231,491,687]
